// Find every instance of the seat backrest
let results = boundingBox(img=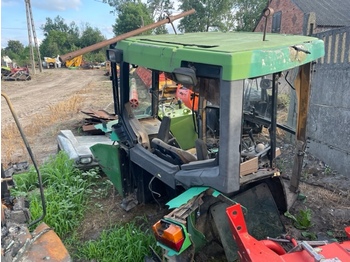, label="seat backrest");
[151,138,197,165]
[157,116,171,143]
[195,139,209,160]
